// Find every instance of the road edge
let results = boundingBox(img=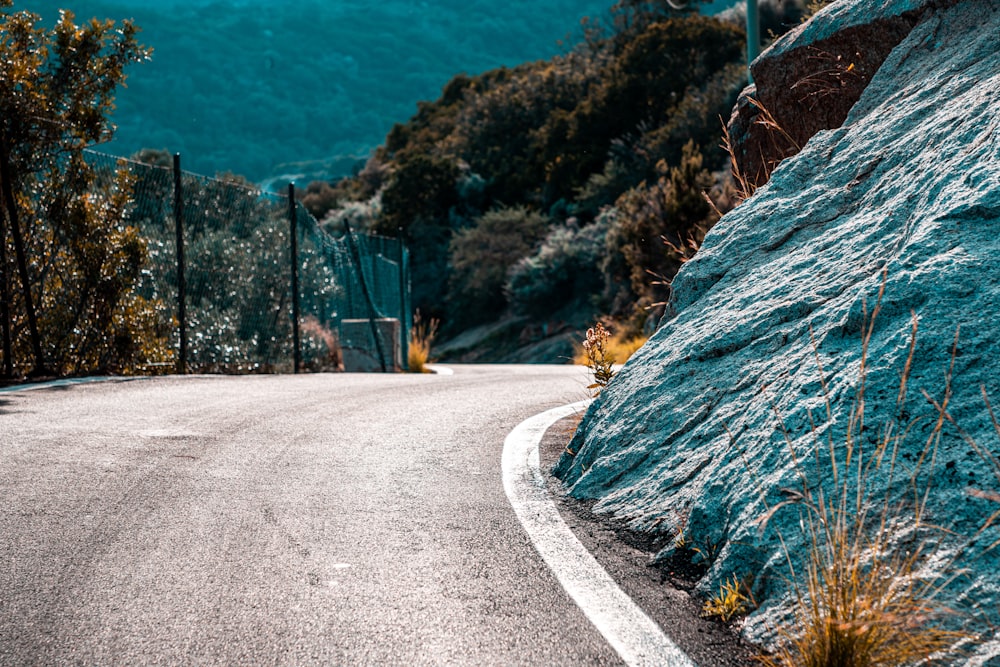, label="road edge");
[502,401,697,667]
